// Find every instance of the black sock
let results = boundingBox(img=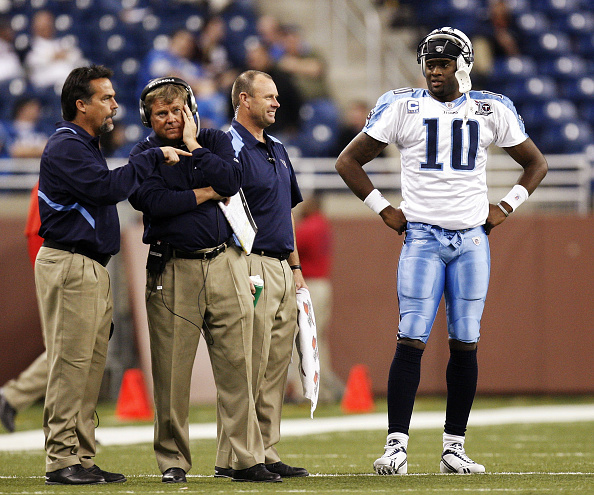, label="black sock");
[387,343,424,435]
[444,348,478,436]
